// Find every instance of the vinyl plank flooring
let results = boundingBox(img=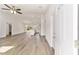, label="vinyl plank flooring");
[0,33,54,55]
